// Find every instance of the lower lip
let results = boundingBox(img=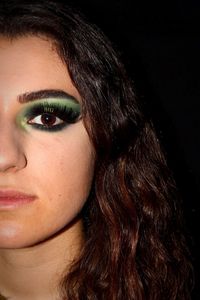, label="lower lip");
[0,195,36,209]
